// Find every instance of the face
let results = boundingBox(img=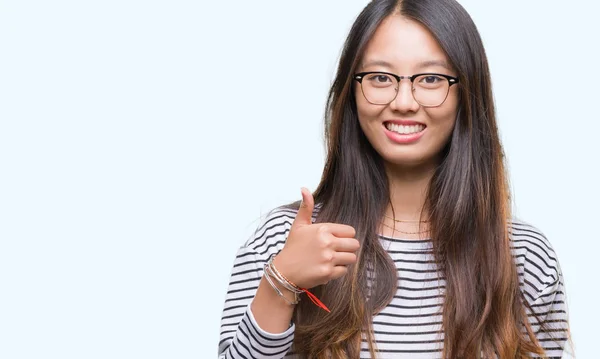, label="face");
[355,15,459,169]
